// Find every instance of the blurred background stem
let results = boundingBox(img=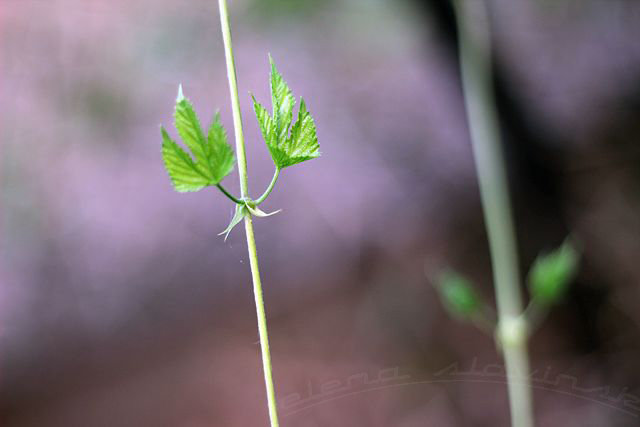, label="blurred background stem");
[218,0,280,425]
[452,0,534,426]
